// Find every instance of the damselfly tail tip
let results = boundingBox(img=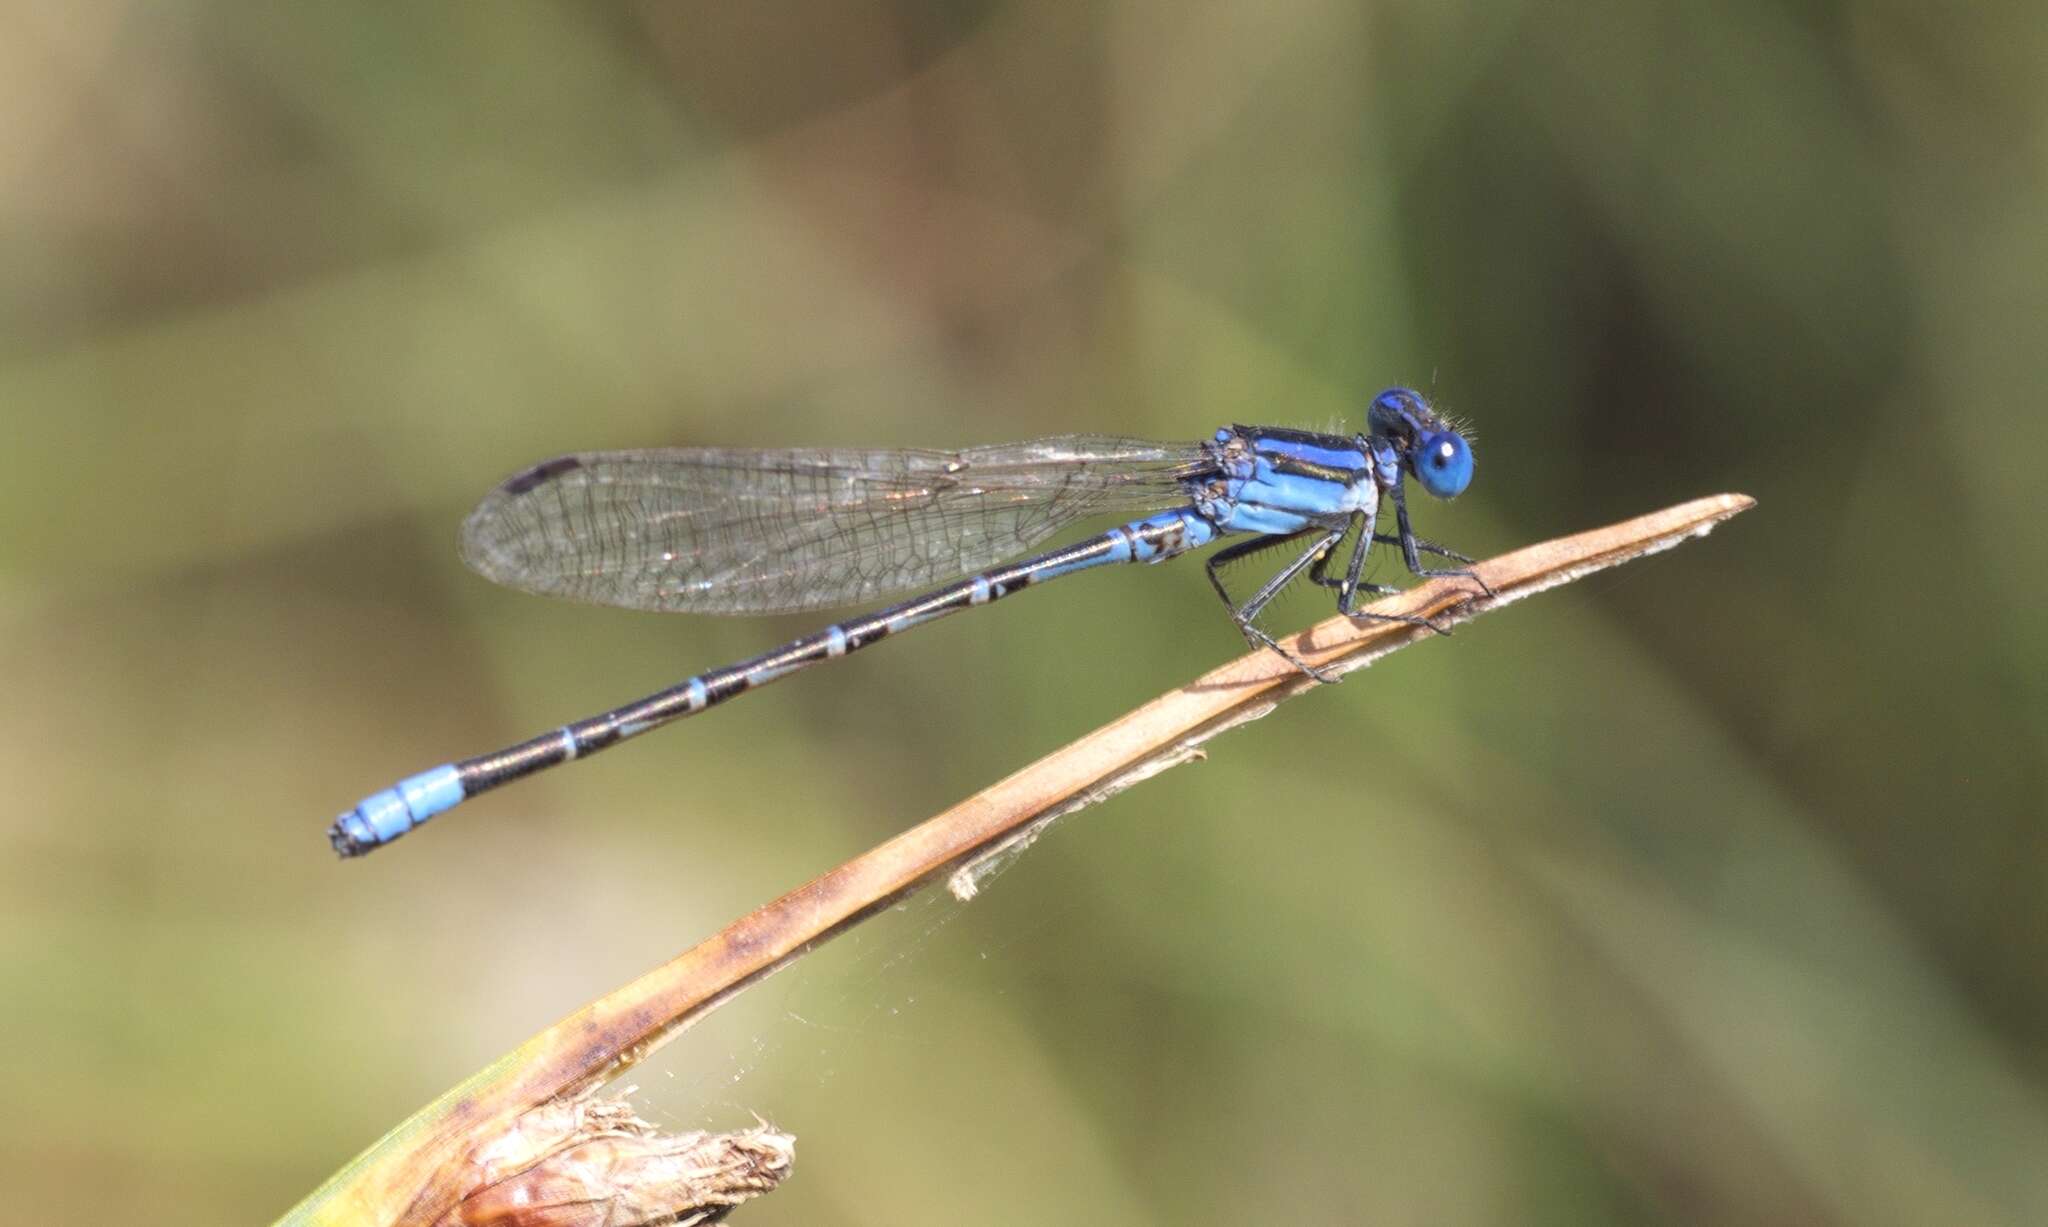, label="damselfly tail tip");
[327,765,463,859]
[328,811,377,859]
[329,819,366,860]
